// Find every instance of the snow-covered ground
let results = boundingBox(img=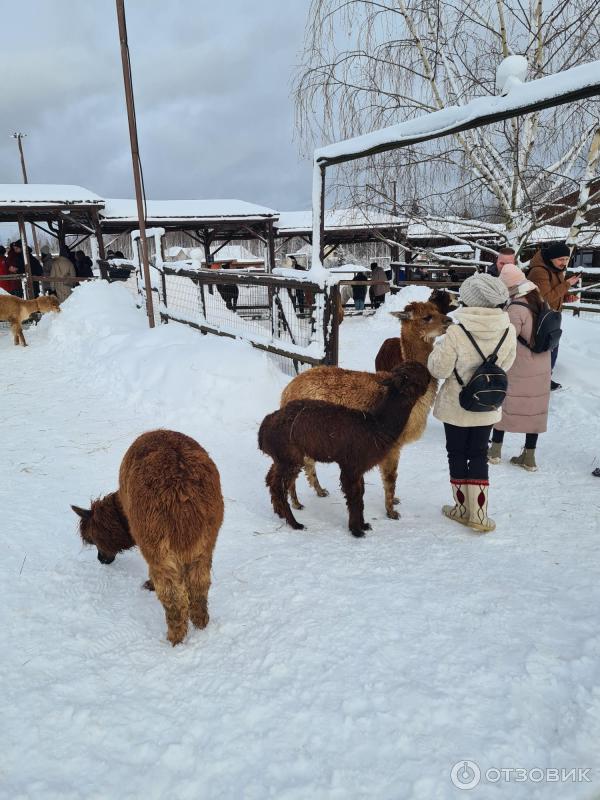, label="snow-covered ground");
[2,283,599,800]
